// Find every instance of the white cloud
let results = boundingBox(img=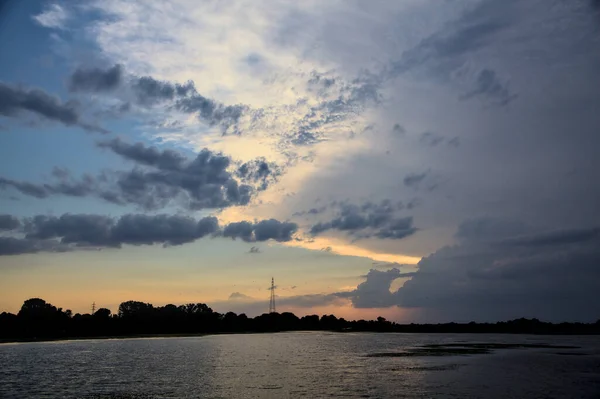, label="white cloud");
[33,4,69,29]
